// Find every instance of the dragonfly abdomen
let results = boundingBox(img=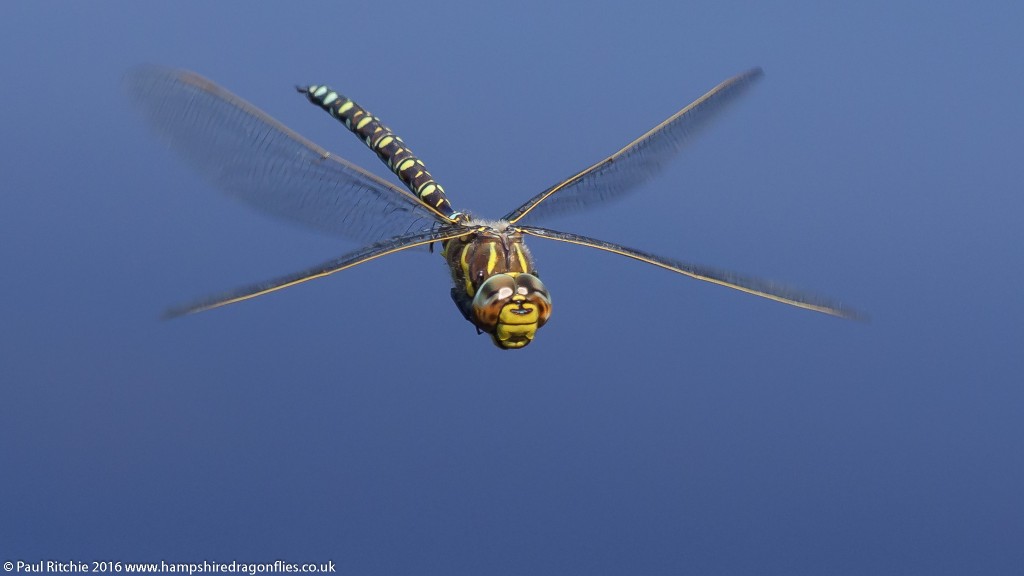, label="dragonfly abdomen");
[299,84,461,221]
